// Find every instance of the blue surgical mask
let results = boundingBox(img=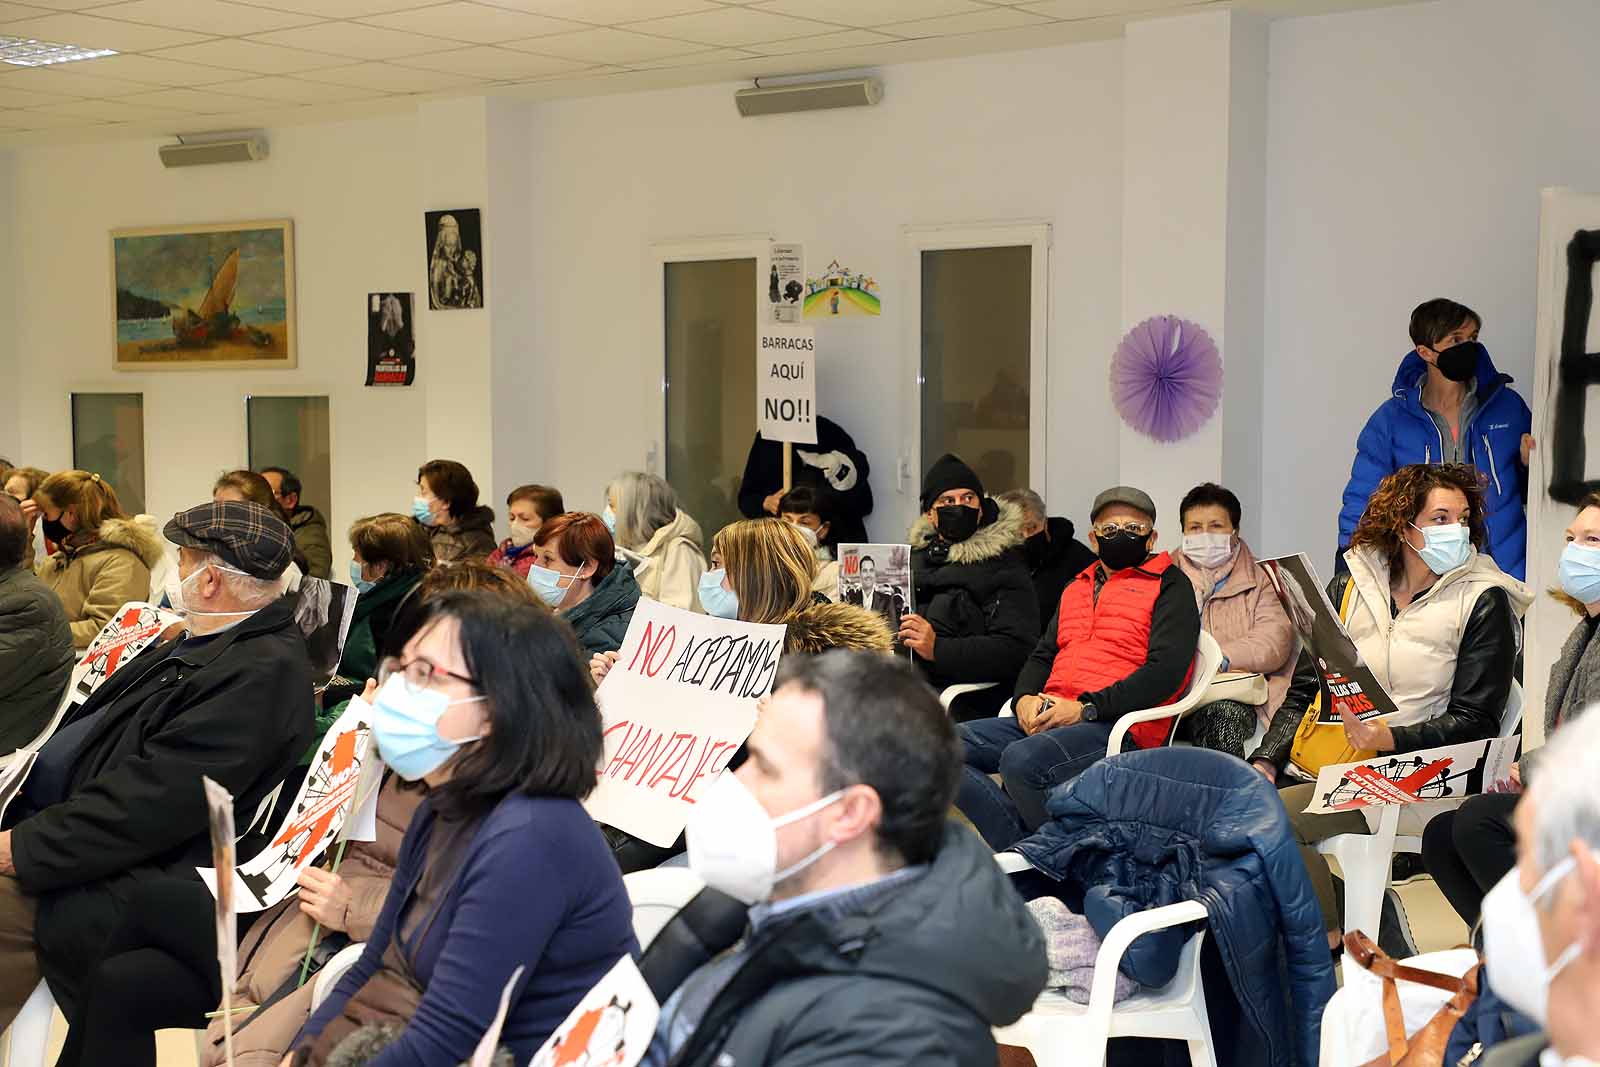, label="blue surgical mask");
[528,562,588,610]
[411,497,436,527]
[349,561,377,595]
[1410,522,1472,575]
[698,568,739,619]
[371,674,485,781]
[1559,542,1600,605]
[601,504,617,536]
